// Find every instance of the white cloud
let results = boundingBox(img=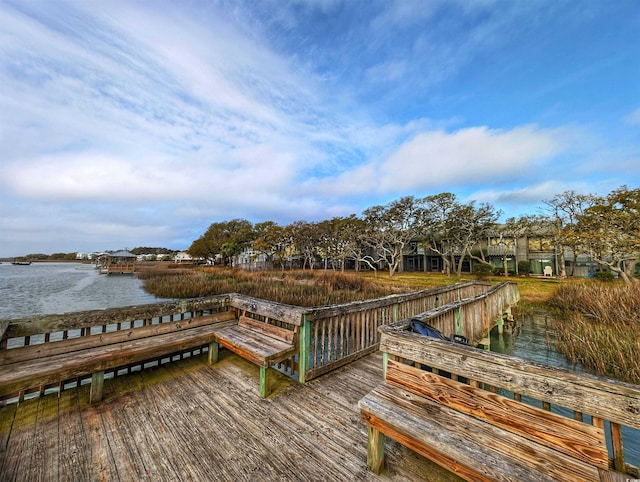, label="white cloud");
[307,124,563,197]
[378,125,561,191]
